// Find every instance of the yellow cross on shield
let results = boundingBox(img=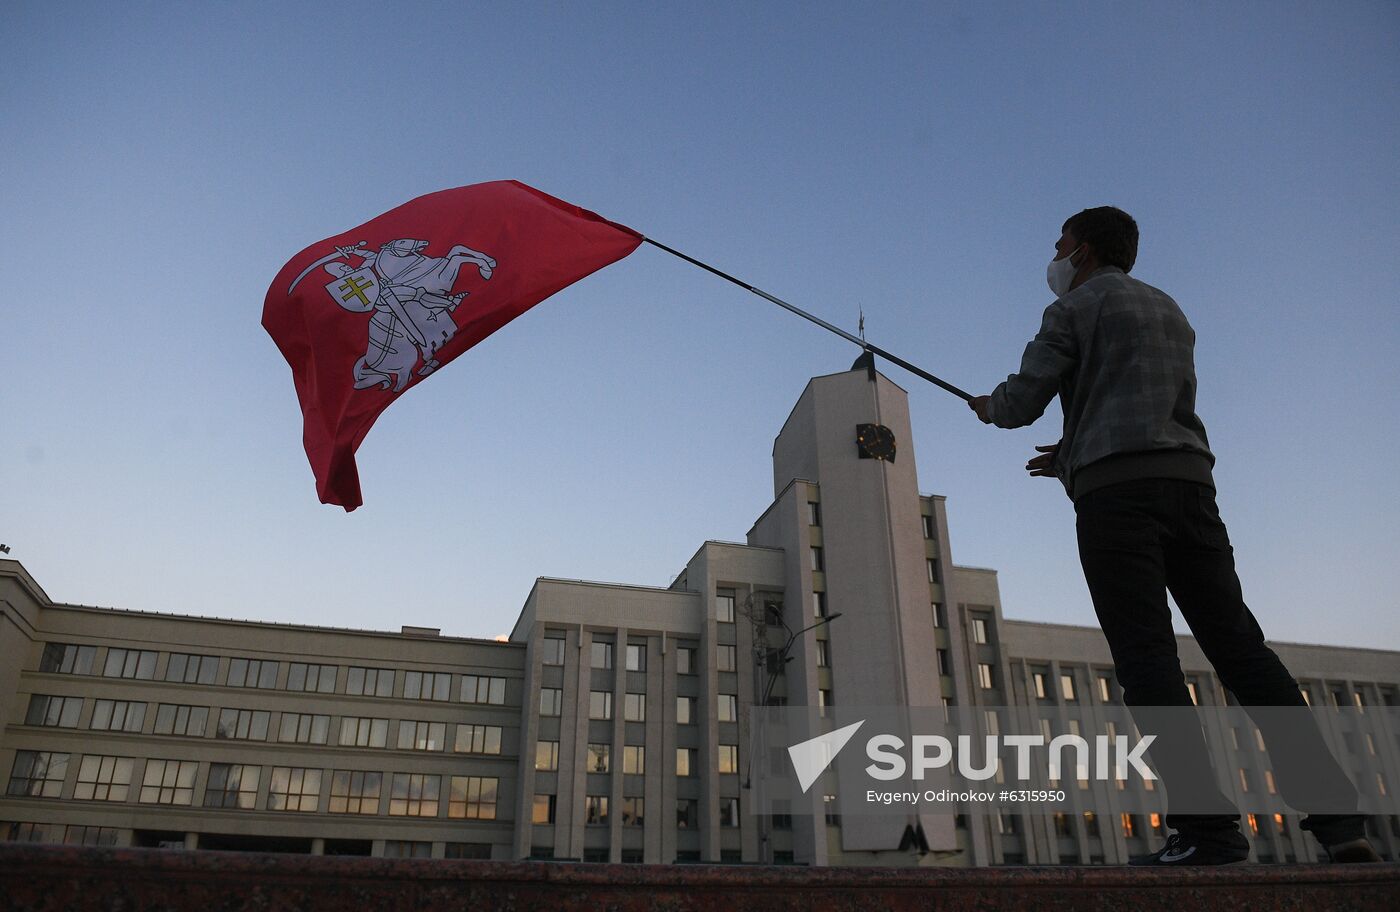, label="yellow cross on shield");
[325,267,381,313]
